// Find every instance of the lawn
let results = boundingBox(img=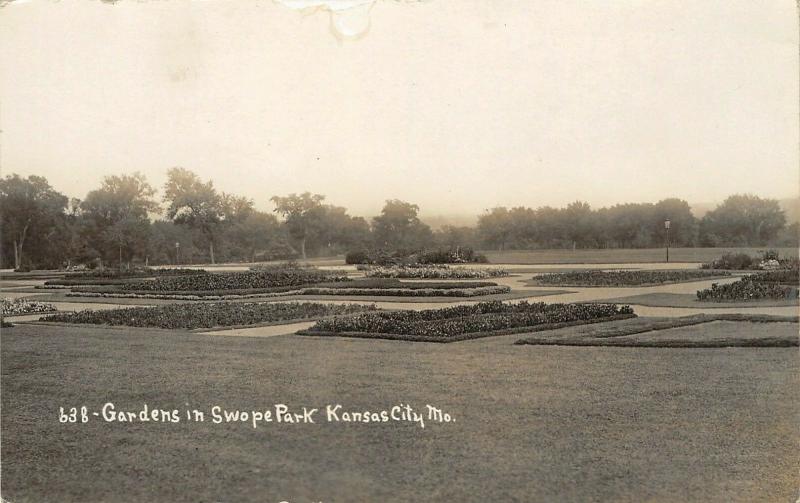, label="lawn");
[515,315,799,347]
[1,323,796,502]
[482,247,797,264]
[589,292,800,309]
